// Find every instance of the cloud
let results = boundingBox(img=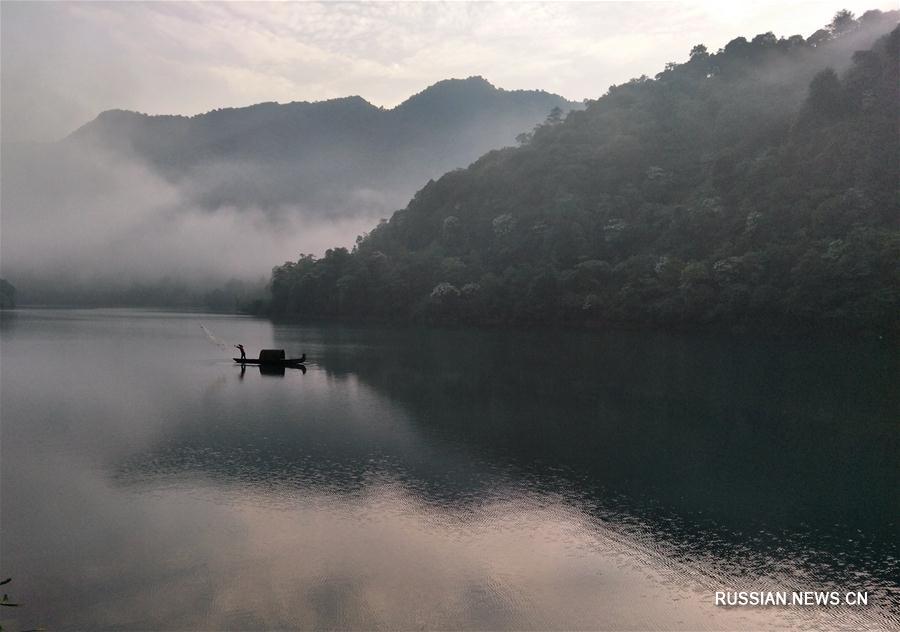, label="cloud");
[4,1,895,142]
